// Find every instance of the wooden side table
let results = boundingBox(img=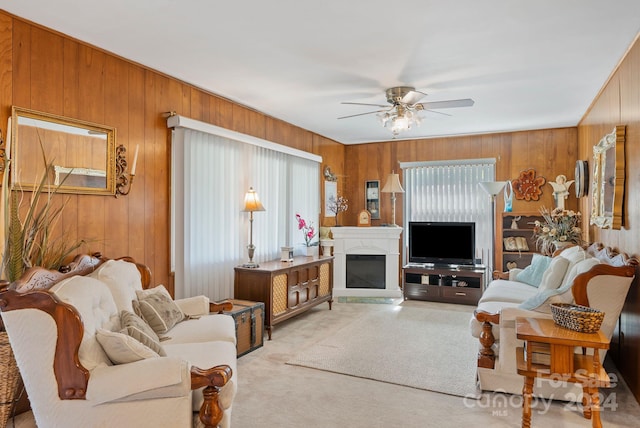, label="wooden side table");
[515,317,610,428]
